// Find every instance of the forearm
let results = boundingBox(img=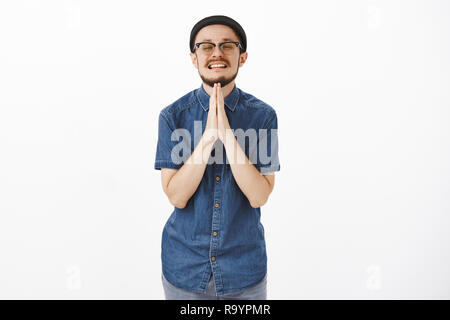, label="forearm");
[223,130,272,208]
[166,134,215,208]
